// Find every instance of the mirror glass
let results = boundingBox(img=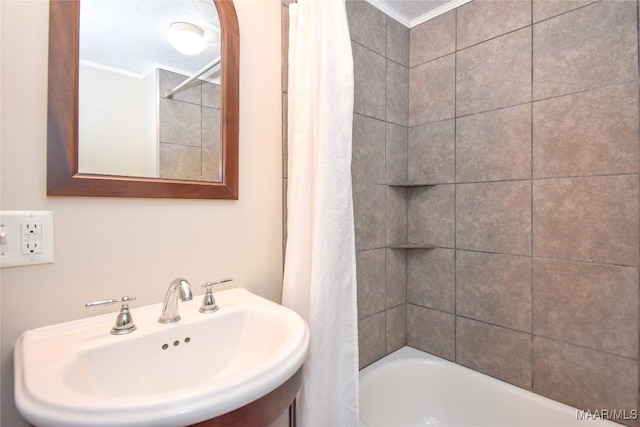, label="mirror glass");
[78,0,222,182]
